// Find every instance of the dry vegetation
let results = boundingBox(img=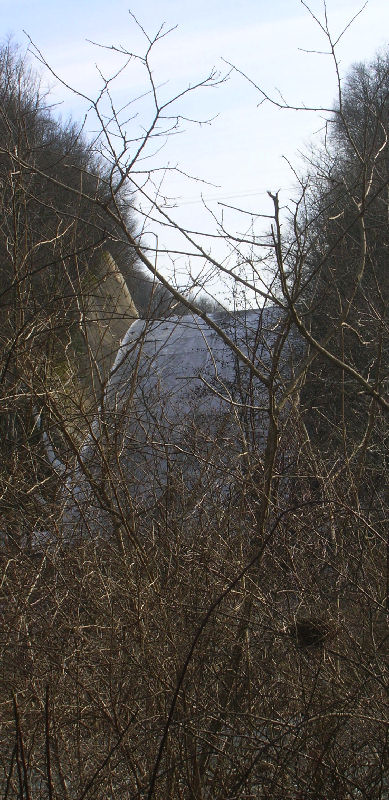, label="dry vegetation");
[0,6,388,798]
